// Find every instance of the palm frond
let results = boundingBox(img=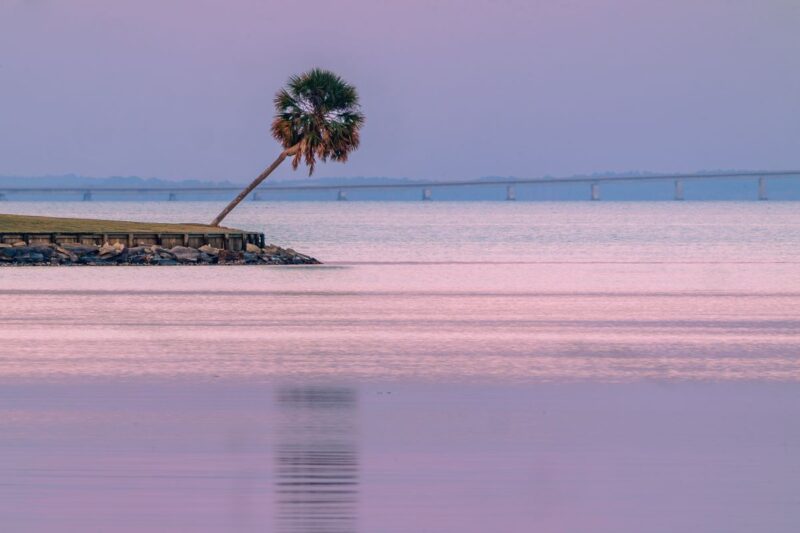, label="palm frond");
[270,68,365,175]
